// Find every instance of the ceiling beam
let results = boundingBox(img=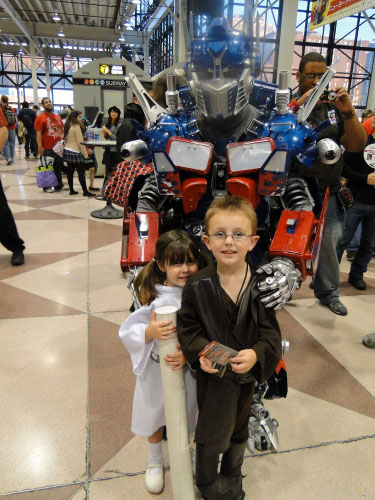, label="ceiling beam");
[0,0,41,52]
[0,42,113,59]
[0,19,144,45]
